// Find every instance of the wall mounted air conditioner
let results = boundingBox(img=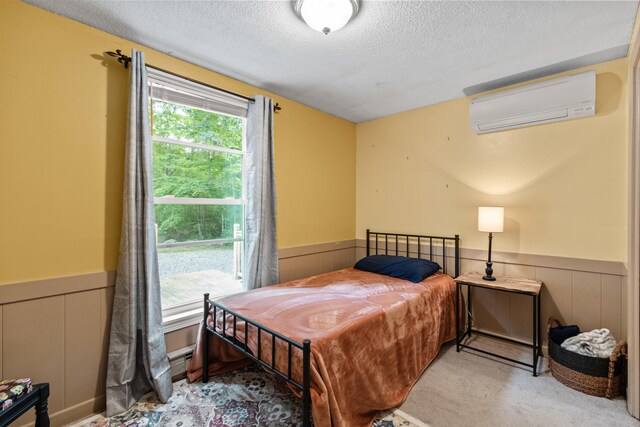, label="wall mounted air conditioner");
[470,70,595,134]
